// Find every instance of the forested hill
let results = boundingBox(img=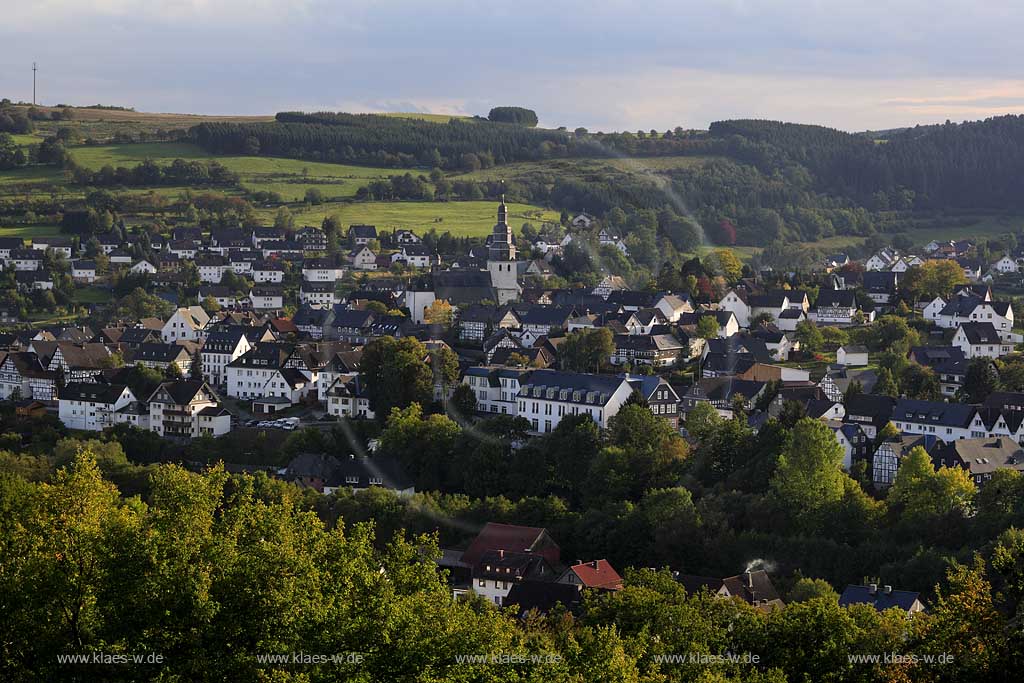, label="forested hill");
[709,116,1024,210]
